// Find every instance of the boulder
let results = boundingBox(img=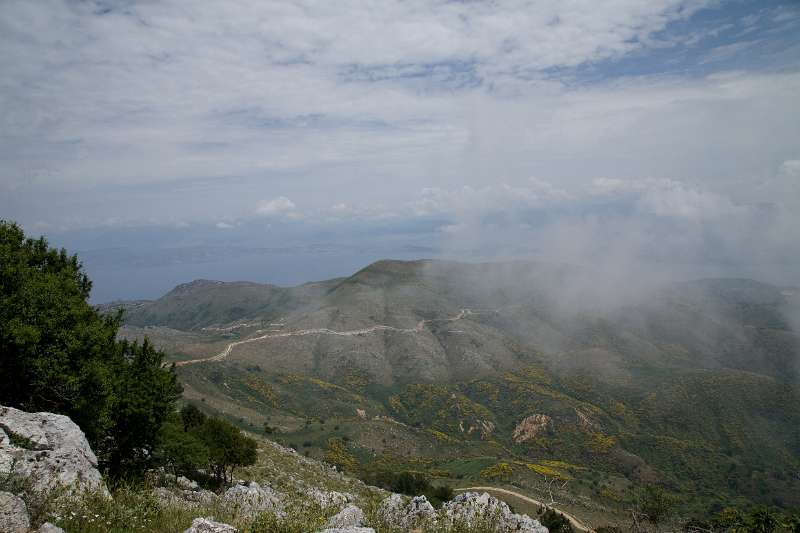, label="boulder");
[177,475,199,491]
[223,481,283,517]
[184,517,236,532]
[0,406,106,496]
[153,486,218,509]
[0,491,30,533]
[376,493,436,529]
[326,504,365,528]
[306,488,351,509]
[443,492,548,533]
